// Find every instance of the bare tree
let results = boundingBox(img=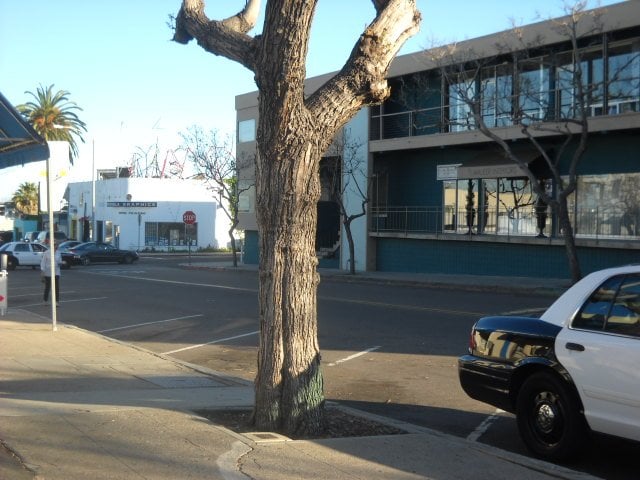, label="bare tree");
[181,126,252,266]
[173,0,420,435]
[323,129,369,274]
[428,2,621,283]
